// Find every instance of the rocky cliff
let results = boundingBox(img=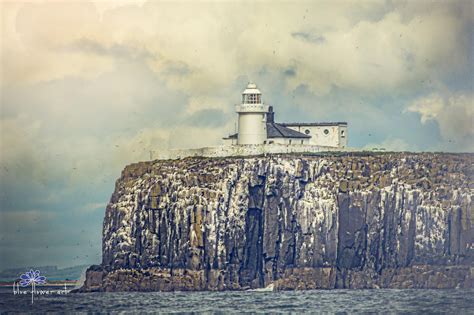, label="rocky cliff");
[79,153,473,292]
